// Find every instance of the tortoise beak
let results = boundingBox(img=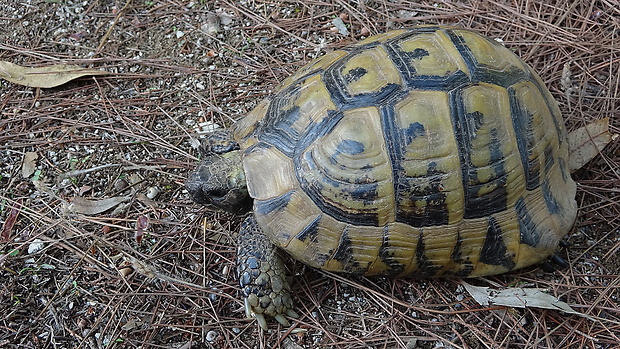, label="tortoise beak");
[186,169,252,213]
